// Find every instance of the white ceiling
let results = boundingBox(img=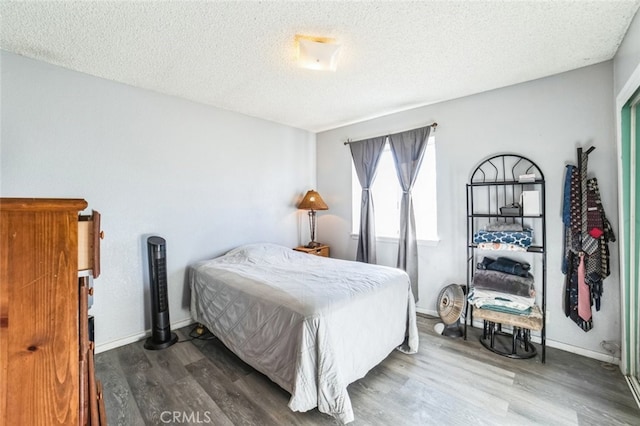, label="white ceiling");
[1,1,639,132]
